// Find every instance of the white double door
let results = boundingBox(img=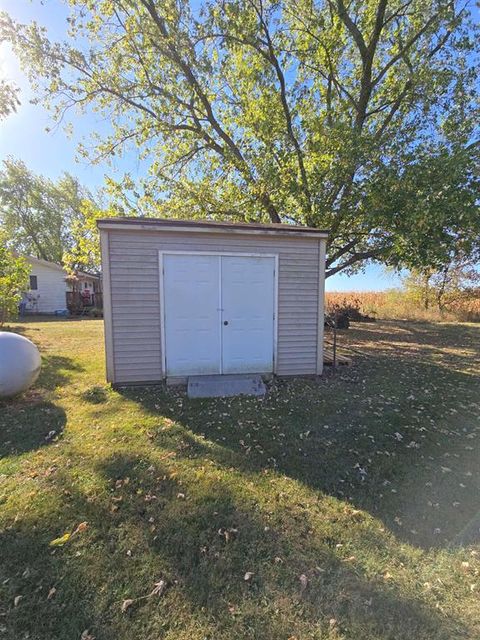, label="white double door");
[163,253,275,376]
